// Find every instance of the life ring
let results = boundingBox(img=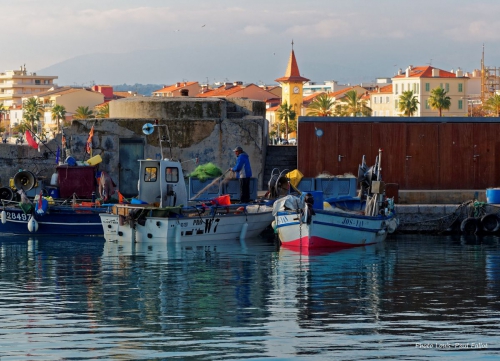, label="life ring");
[481,213,500,233]
[460,217,478,234]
